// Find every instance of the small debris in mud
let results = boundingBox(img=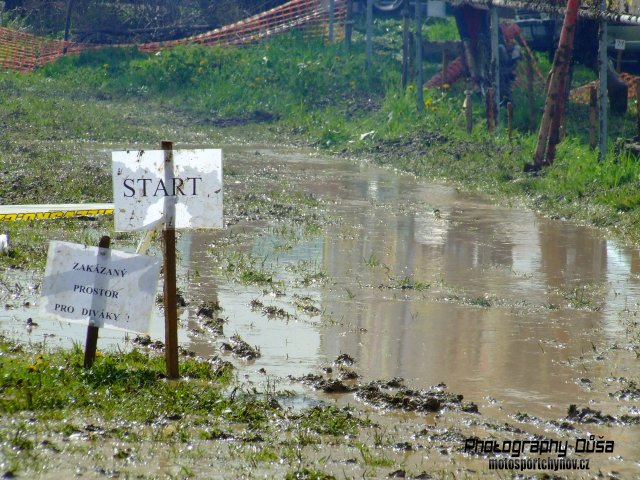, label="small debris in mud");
[196,301,223,318]
[202,317,225,336]
[250,298,293,319]
[334,353,355,366]
[339,369,360,381]
[609,380,640,401]
[388,469,406,478]
[132,335,165,350]
[293,295,321,315]
[566,404,640,425]
[292,374,356,393]
[221,334,261,360]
